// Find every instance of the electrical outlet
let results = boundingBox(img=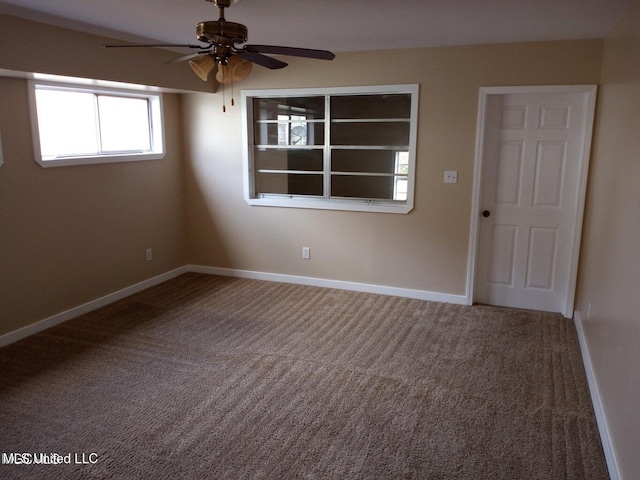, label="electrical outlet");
[146,248,153,261]
[444,170,458,183]
[302,247,310,260]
